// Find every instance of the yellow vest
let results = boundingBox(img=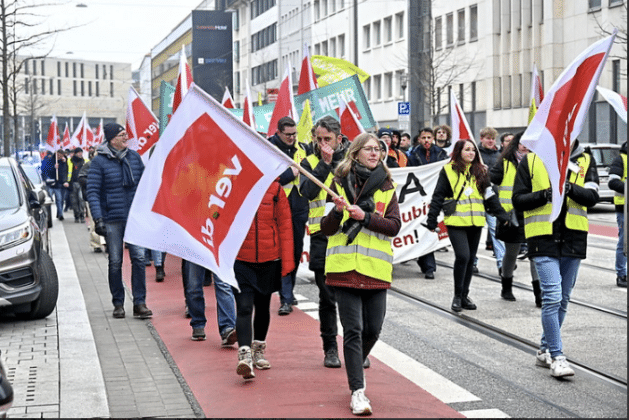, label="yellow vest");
[282,145,307,197]
[523,153,590,239]
[443,163,486,227]
[305,154,334,235]
[613,153,626,206]
[498,160,517,212]
[325,182,397,283]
